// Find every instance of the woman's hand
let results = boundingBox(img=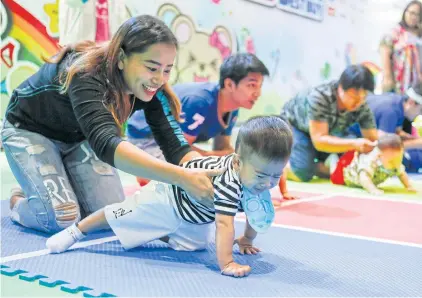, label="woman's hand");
[178,167,226,208]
